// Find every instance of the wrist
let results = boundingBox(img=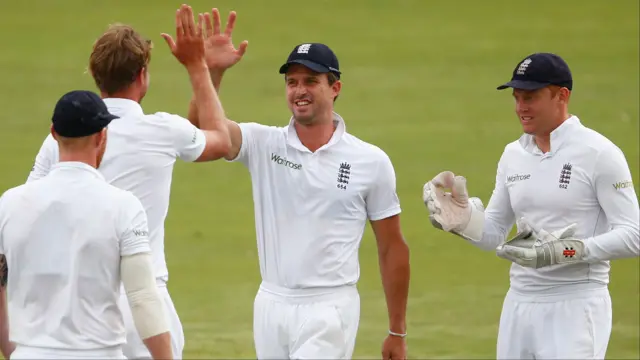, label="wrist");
[186,61,208,75]
[388,329,407,338]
